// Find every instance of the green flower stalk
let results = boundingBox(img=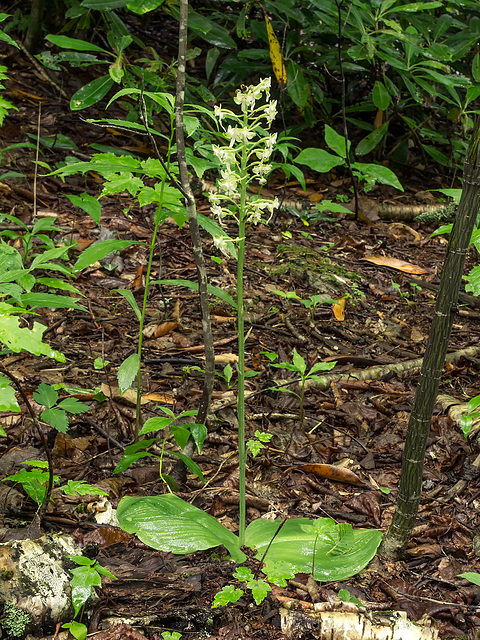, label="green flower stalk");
[209,78,278,545]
